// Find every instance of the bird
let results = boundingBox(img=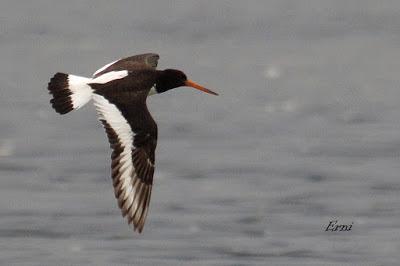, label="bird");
[47,53,218,233]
